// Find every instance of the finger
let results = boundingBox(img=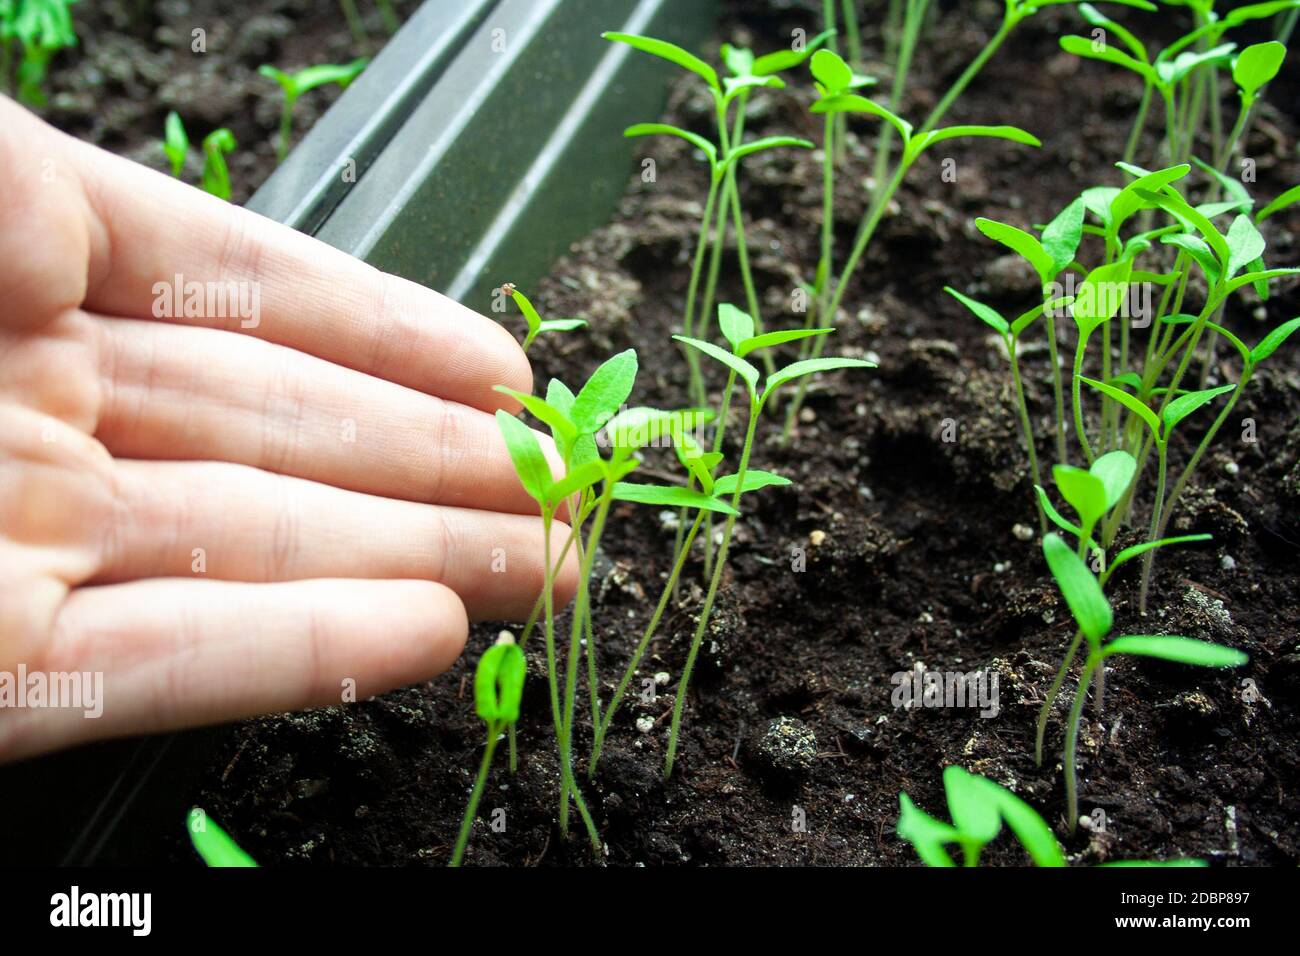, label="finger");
[1,98,531,413]
[93,316,543,512]
[96,460,579,621]
[0,578,467,762]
